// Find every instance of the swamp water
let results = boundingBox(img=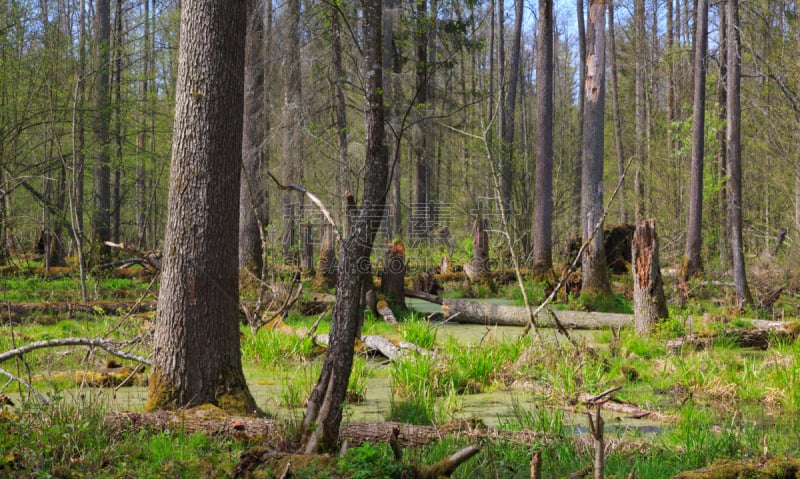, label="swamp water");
[6,298,662,434]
